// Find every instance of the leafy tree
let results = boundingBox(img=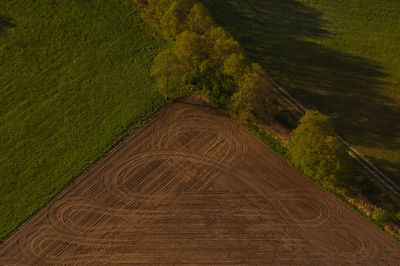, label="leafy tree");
[173,0,194,21]
[175,31,206,80]
[230,63,277,122]
[186,3,215,35]
[288,111,354,189]
[160,0,195,41]
[206,27,241,72]
[193,27,242,104]
[141,0,171,28]
[223,52,248,82]
[150,49,184,100]
[159,1,180,41]
[141,0,194,41]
